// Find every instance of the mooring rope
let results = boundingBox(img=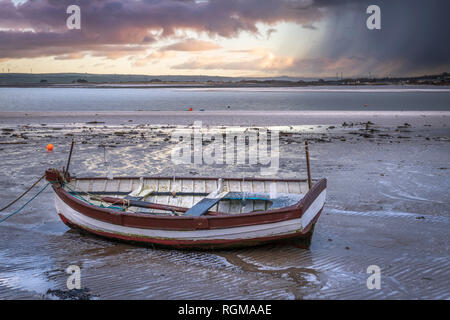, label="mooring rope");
[0,174,45,212]
[63,183,96,206]
[0,182,50,224]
